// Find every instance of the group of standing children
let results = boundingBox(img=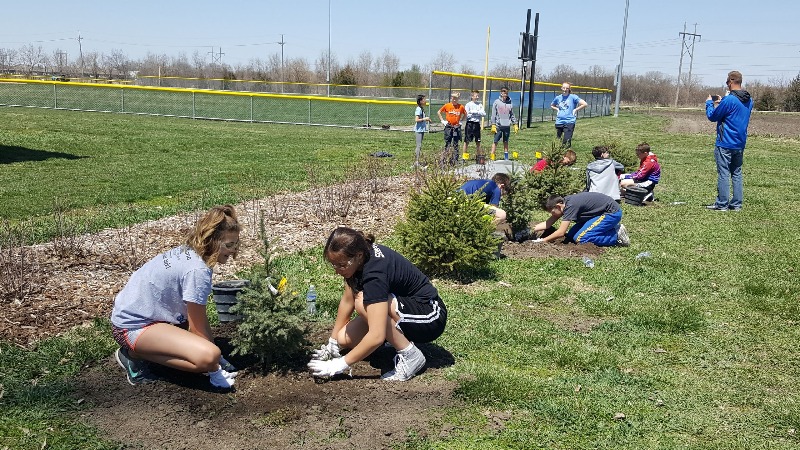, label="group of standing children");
[416,81,590,165]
